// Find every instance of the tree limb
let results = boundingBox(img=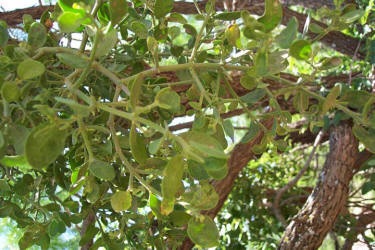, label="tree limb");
[279,122,359,249]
